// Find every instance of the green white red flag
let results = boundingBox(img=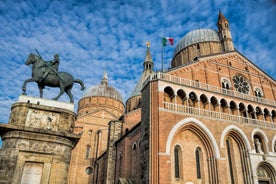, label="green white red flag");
[162,37,174,46]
